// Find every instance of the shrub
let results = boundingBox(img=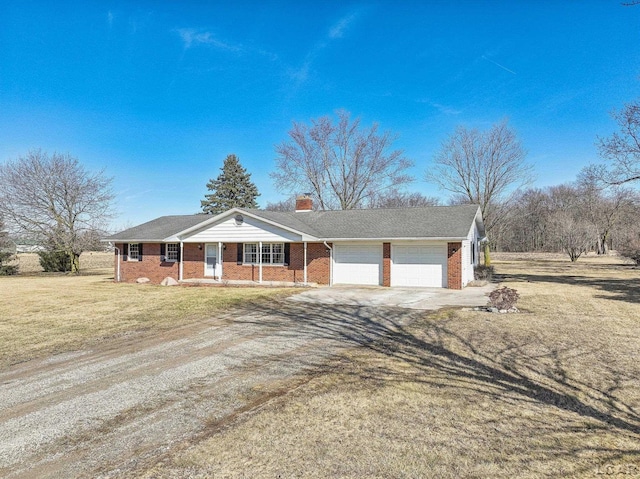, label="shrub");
[38,250,72,272]
[618,239,640,266]
[0,252,17,275]
[488,286,520,310]
[475,264,495,281]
